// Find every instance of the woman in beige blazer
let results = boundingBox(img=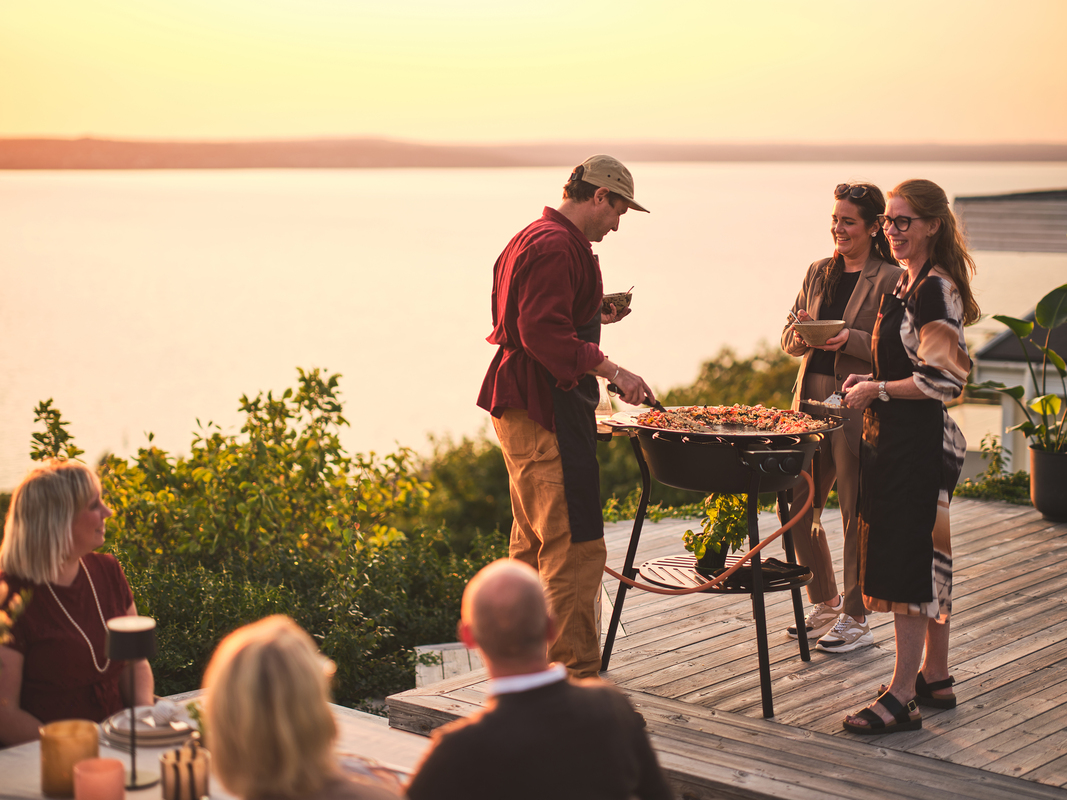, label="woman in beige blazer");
[780,182,901,653]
